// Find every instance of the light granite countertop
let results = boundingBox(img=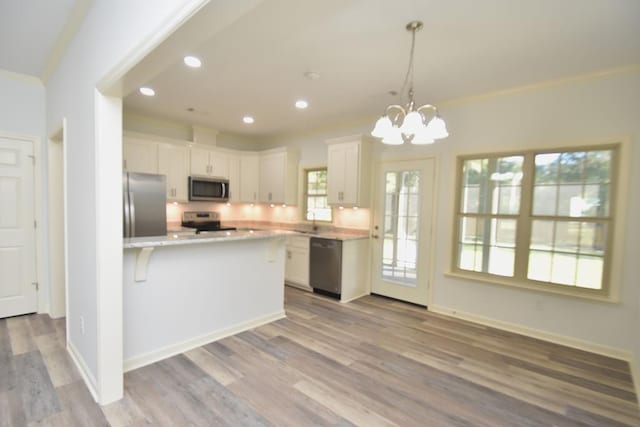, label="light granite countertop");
[123,229,290,249]
[124,227,369,249]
